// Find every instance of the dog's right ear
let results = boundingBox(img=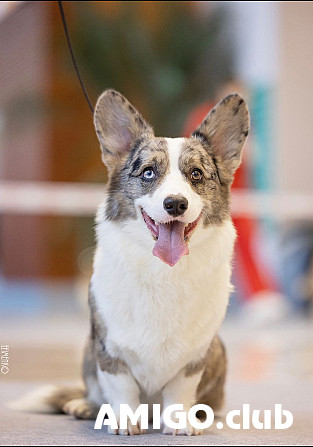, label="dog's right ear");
[94,89,153,170]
